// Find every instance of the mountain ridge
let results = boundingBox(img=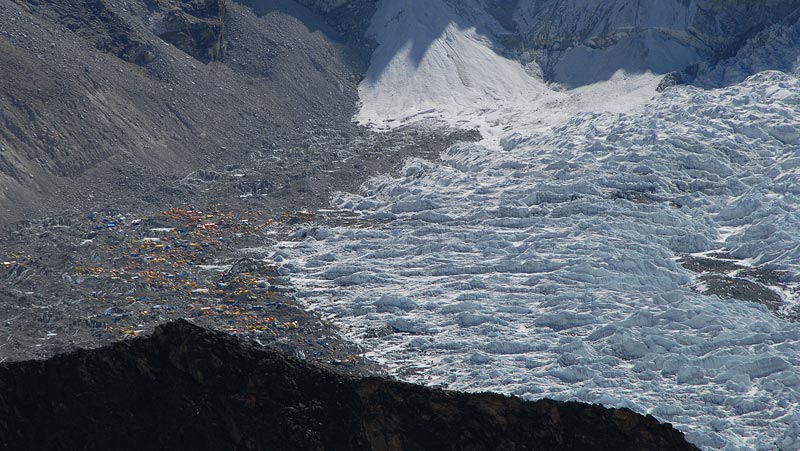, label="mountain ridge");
[0,319,700,451]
